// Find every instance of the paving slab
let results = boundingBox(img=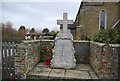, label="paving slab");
[28,67,51,77]
[76,64,93,71]
[49,69,65,78]
[89,71,98,79]
[27,63,98,79]
[65,69,91,79]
